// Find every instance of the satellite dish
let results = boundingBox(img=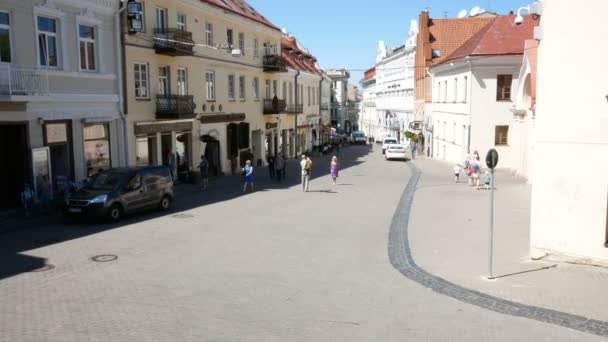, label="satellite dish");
[469,6,481,16]
[457,9,467,18]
